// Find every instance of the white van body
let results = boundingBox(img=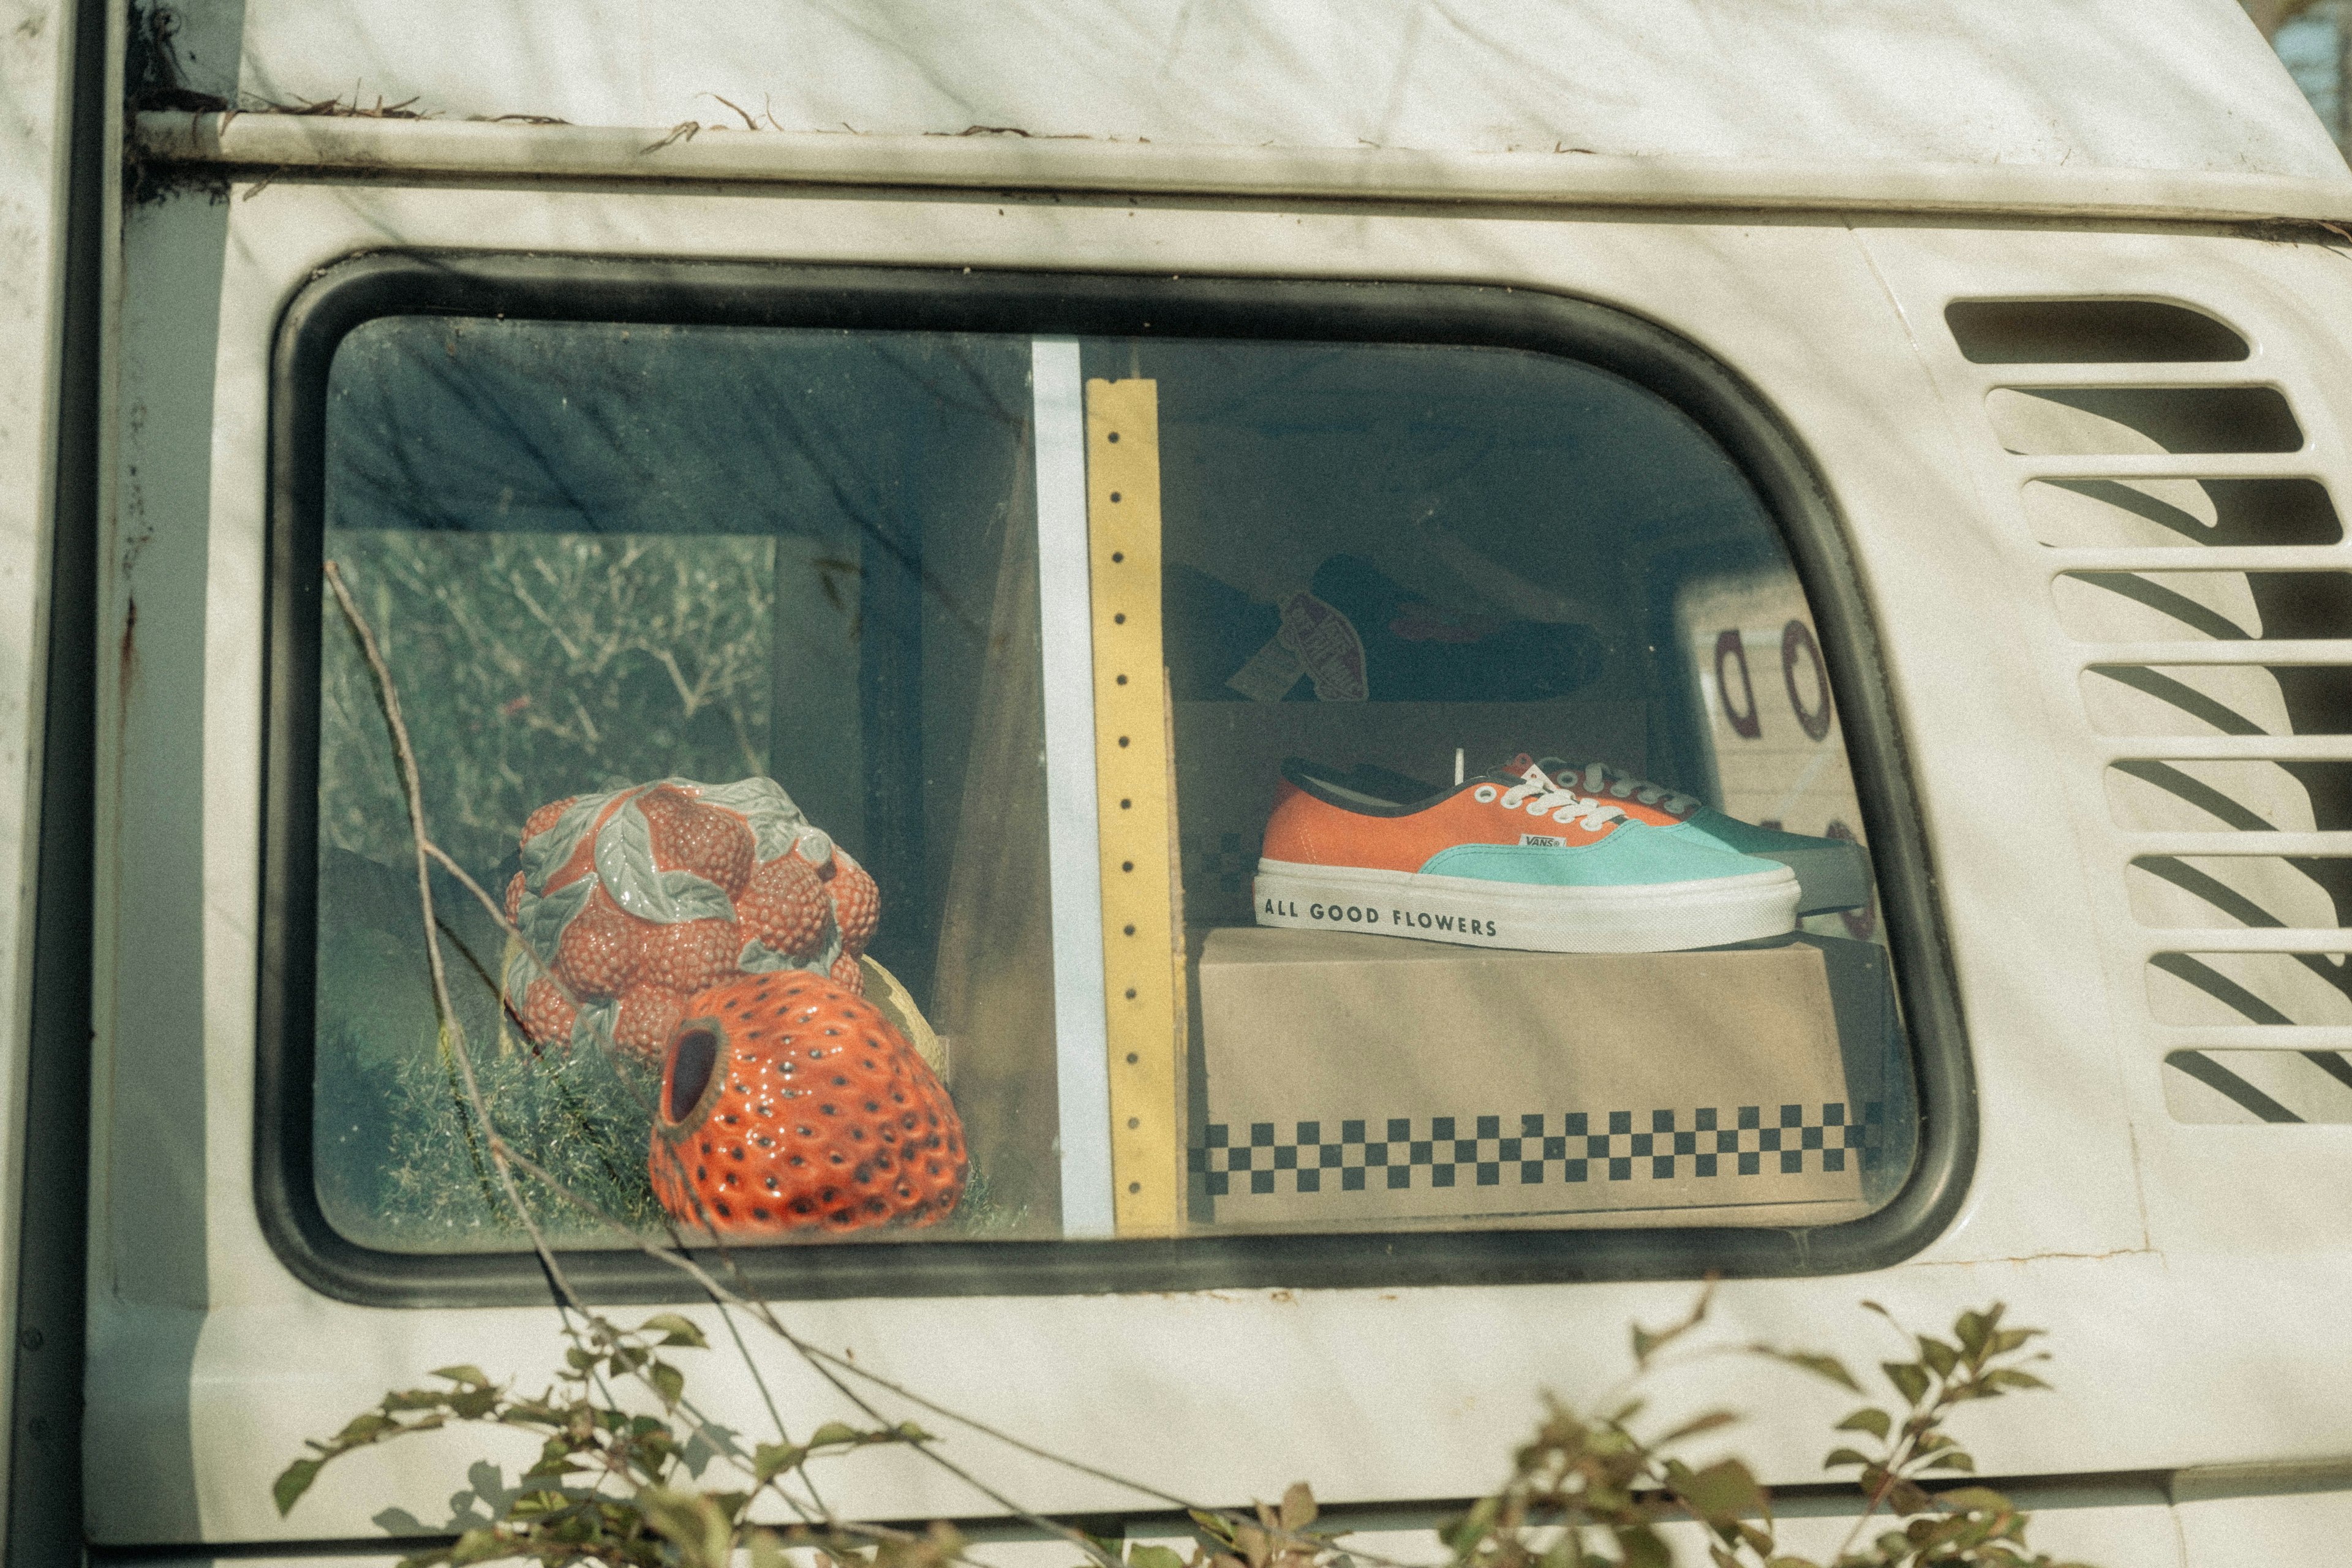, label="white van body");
[10,1,2352,1564]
